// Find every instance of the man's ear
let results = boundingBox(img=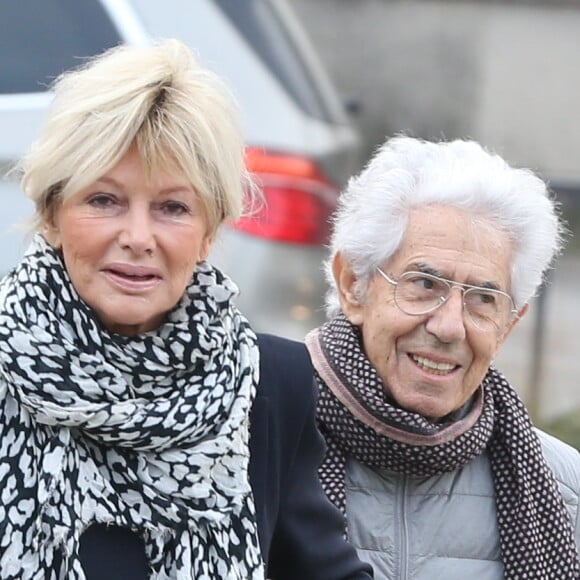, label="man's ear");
[495,302,529,354]
[505,302,529,338]
[333,252,364,325]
